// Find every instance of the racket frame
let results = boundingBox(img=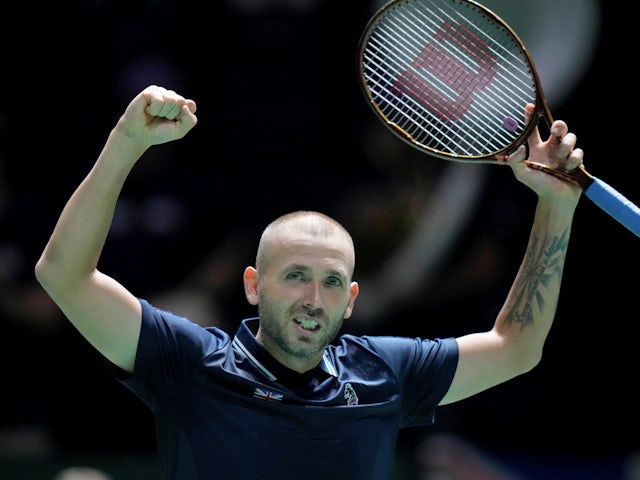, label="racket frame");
[357,0,594,189]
